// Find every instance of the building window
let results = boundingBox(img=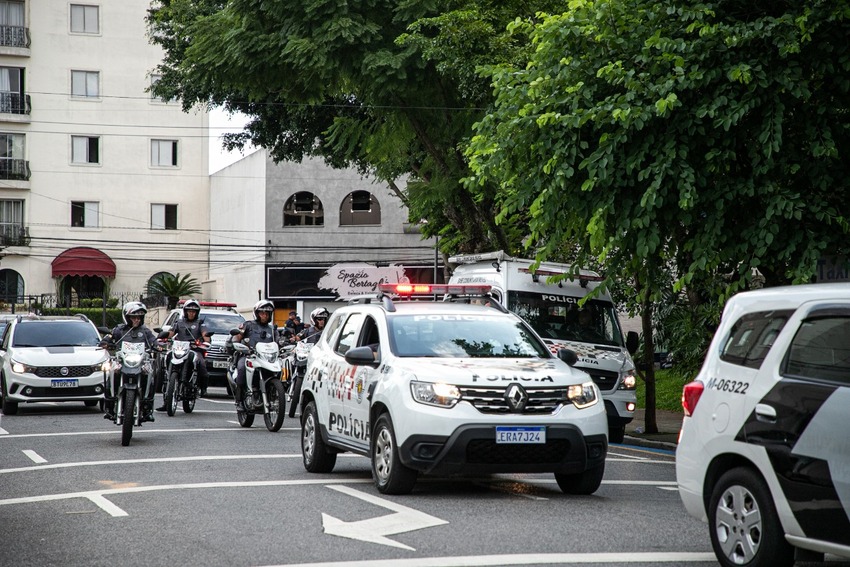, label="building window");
[70,4,99,34]
[0,198,23,245]
[283,192,324,226]
[71,70,99,98]
[149,74,165,102]
[0,268,23,302]
[151,139,178,167]
[0,66,25,114]
[70,201,99,228]
[71,136,100,164]
[339,190,381,226]
[0,2,27,49]
[151,204,177,230]
[0,131,26,180]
